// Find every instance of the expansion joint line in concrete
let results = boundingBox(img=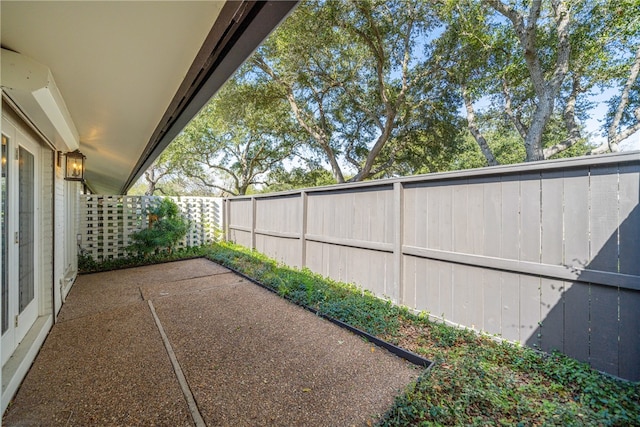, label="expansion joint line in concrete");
[148,300,207,427]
